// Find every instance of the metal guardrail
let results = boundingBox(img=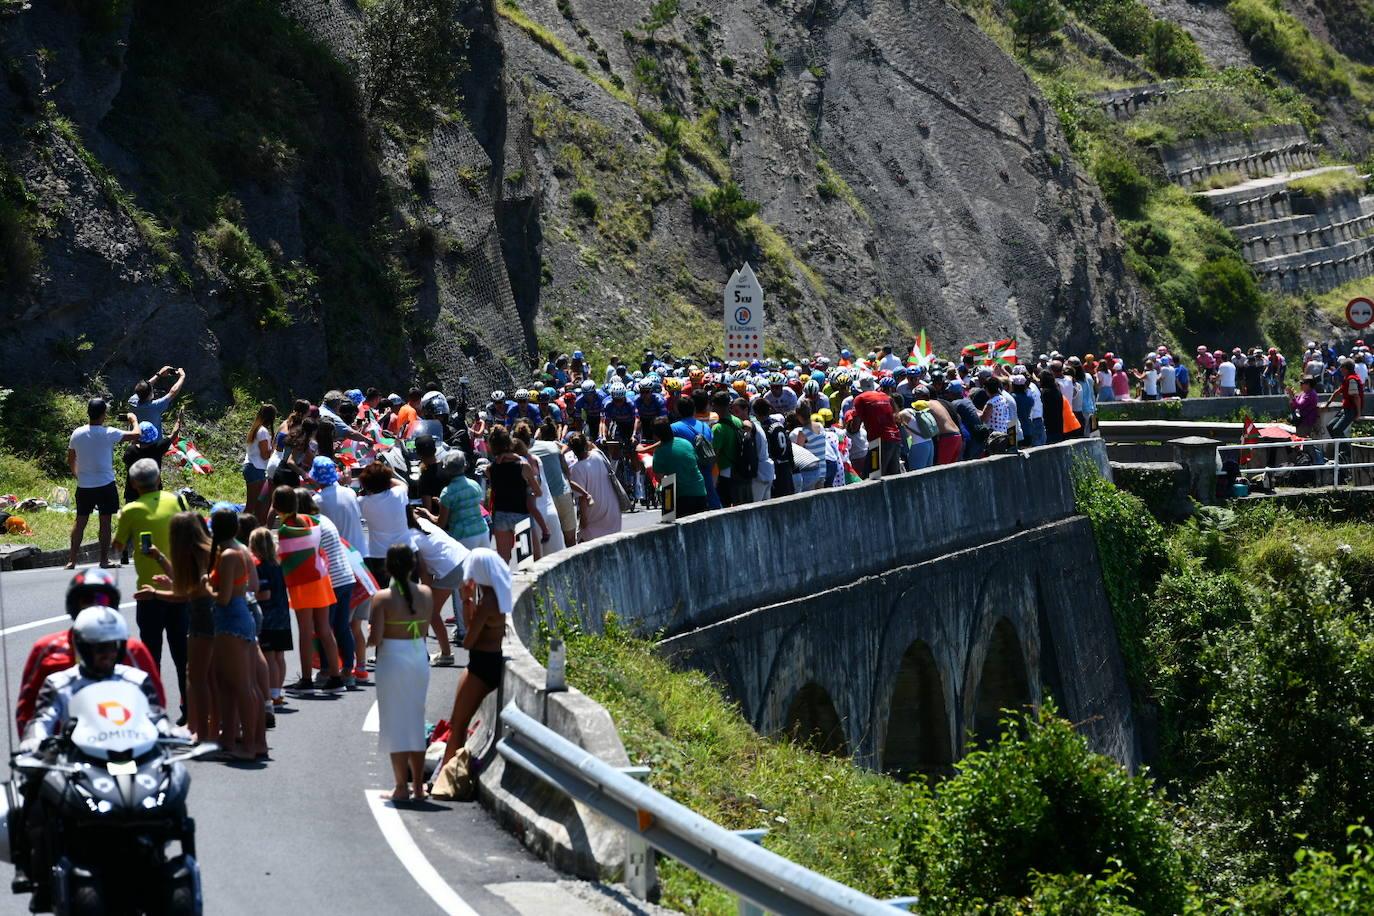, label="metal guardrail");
[1217,435,1374,486]
[496,702,910,915]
